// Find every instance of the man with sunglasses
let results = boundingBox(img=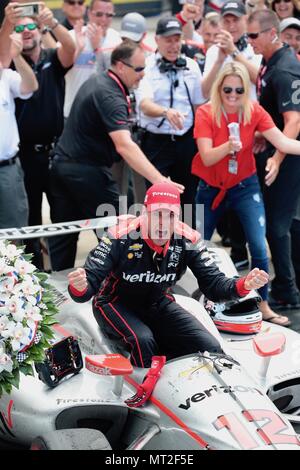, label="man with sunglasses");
[61,0,87,31]
[5,5,76,269]
[247,9,300,310]
[48,41,184,271]
[135,17,205,228]
[64,0,121,119]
